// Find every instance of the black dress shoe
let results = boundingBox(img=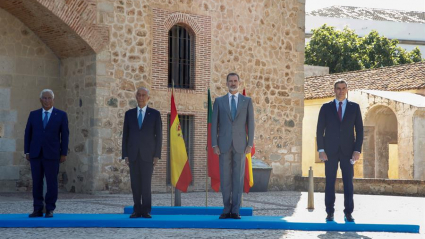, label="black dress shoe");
[45,211,54,218]
[326,213,334,221]
[344,213,355,222]
[231,213,241,219]
[141,213,152,218]
[219,213,231,219]
[130,212,141,218]
[29,211,43,218]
